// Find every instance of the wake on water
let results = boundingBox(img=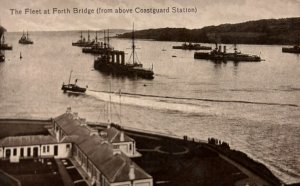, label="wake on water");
[85,90,213,114]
